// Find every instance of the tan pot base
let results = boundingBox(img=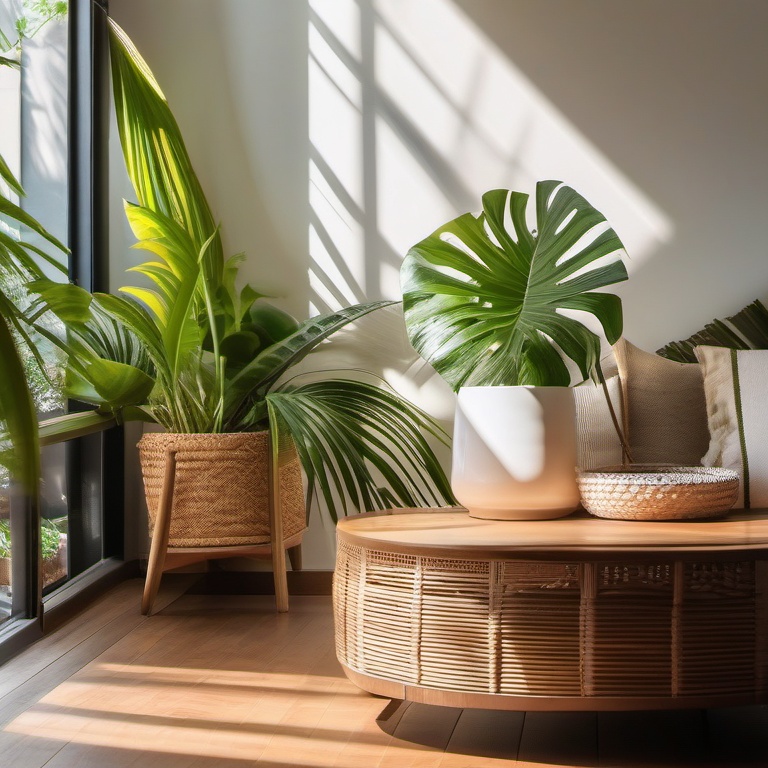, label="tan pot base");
[467,506,577,520]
